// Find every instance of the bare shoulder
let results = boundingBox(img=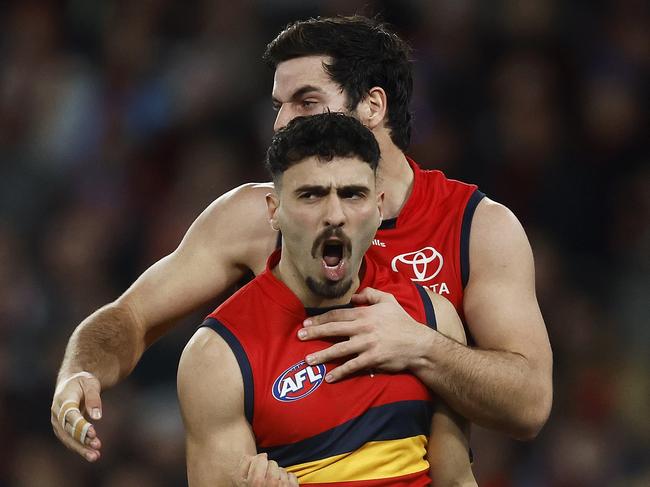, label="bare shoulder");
[472,197,527,240]
[219,182,275,206]
[470,197,532,271]
[423,289,467,346]
[198,182,275,233]
[178,327,244,427]
[463,196,547,357]
[179,328,256,484]
[179,326,241,384]
[181,182,278,272]
[178,328,227,397]
[179,327,227,369]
